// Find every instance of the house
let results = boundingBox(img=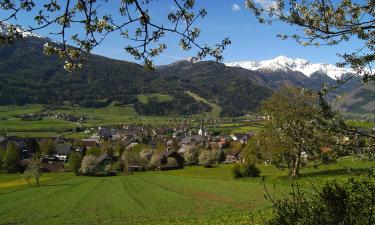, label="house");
[41,158,65,172]
[159,150,184,170]
[81,138,100,149]
[172,130,185,139]
[226,151,242,163]
[54,143,72,161]
[94,152,115,174]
